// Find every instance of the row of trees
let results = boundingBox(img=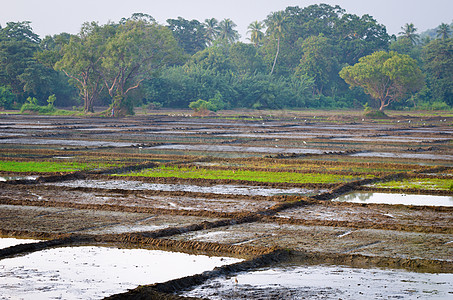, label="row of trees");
[0,5,452,115]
